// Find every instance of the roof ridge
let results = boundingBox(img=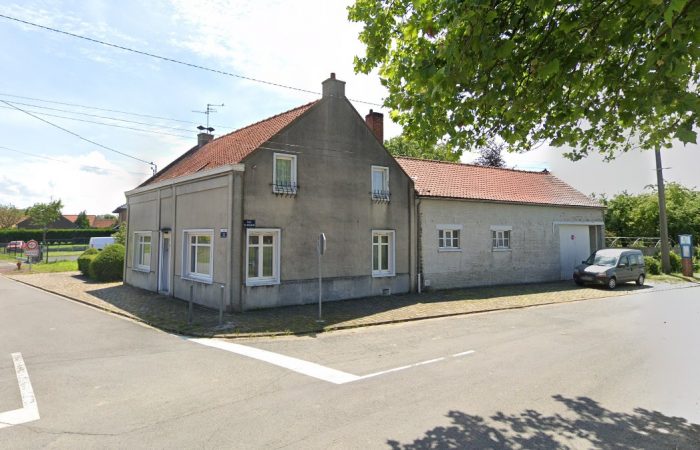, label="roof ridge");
[395,155,549,175]
[210,100,320,143]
